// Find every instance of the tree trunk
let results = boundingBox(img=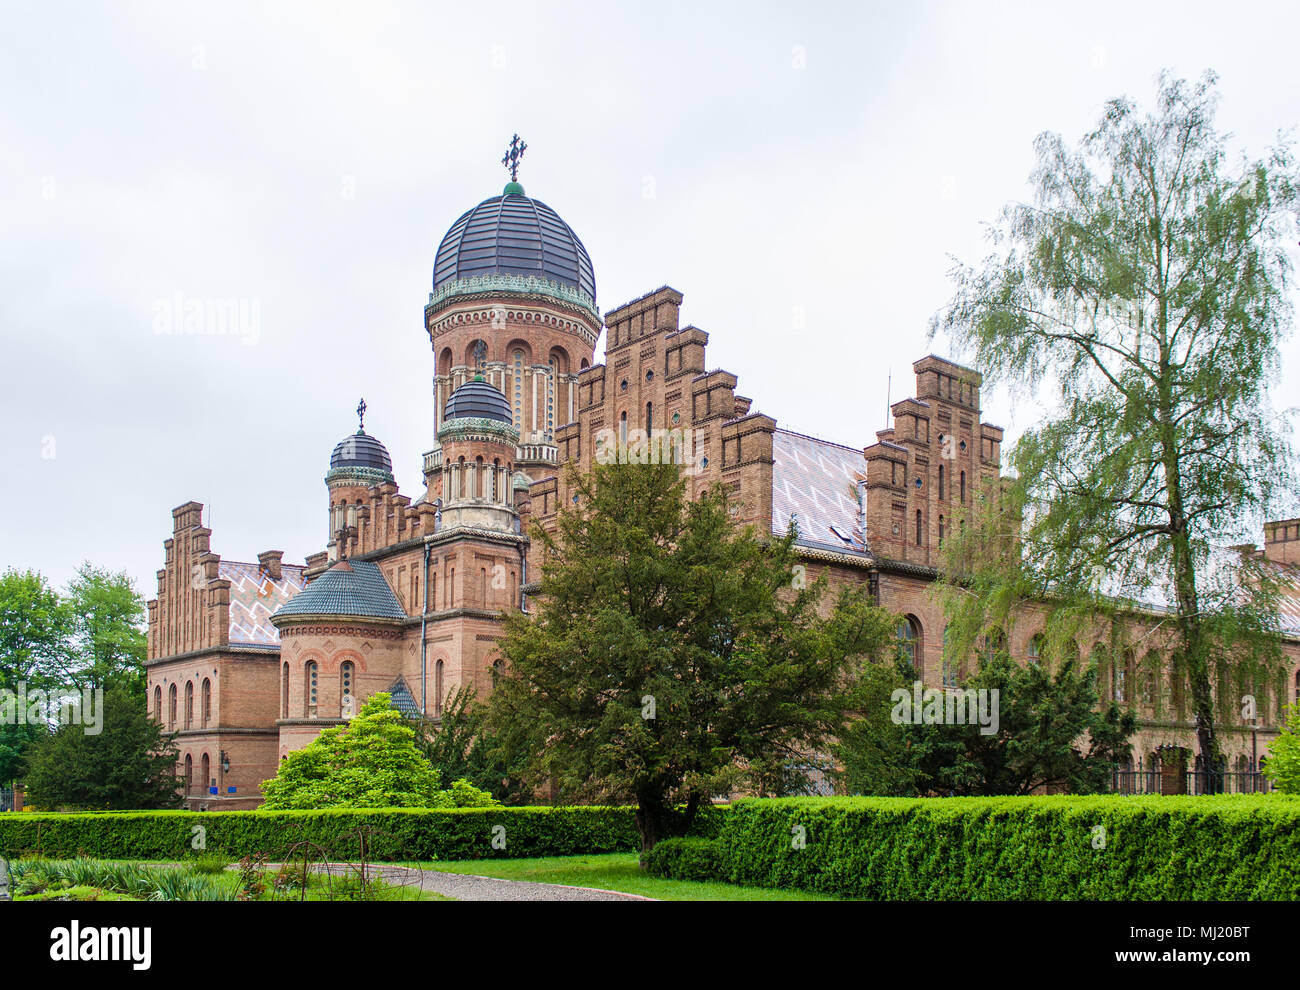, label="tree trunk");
[634,789,701,868]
